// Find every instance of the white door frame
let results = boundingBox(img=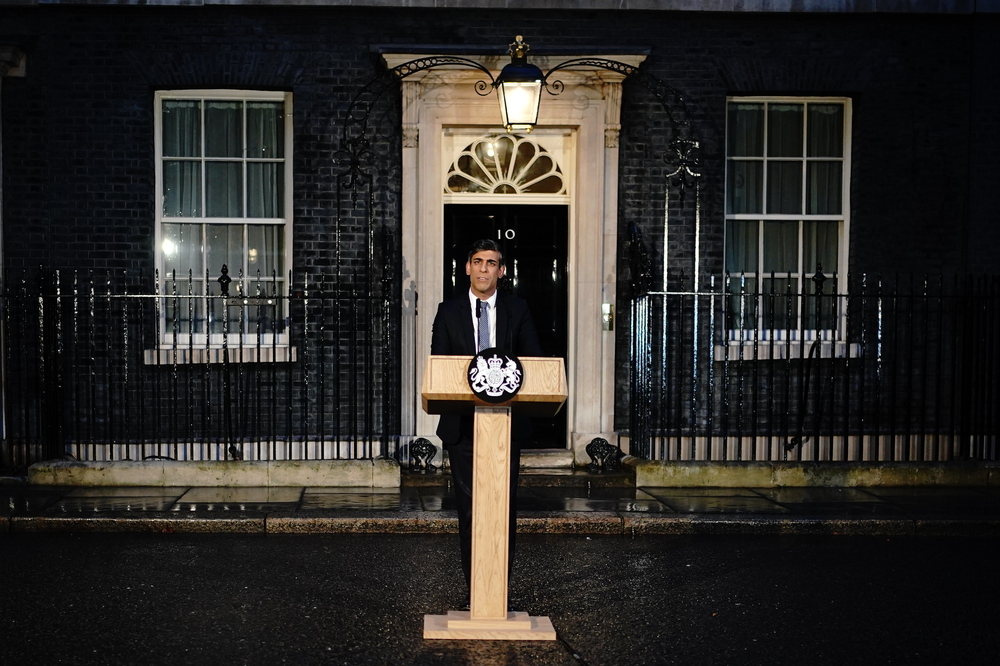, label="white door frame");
[384,52,645,464]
